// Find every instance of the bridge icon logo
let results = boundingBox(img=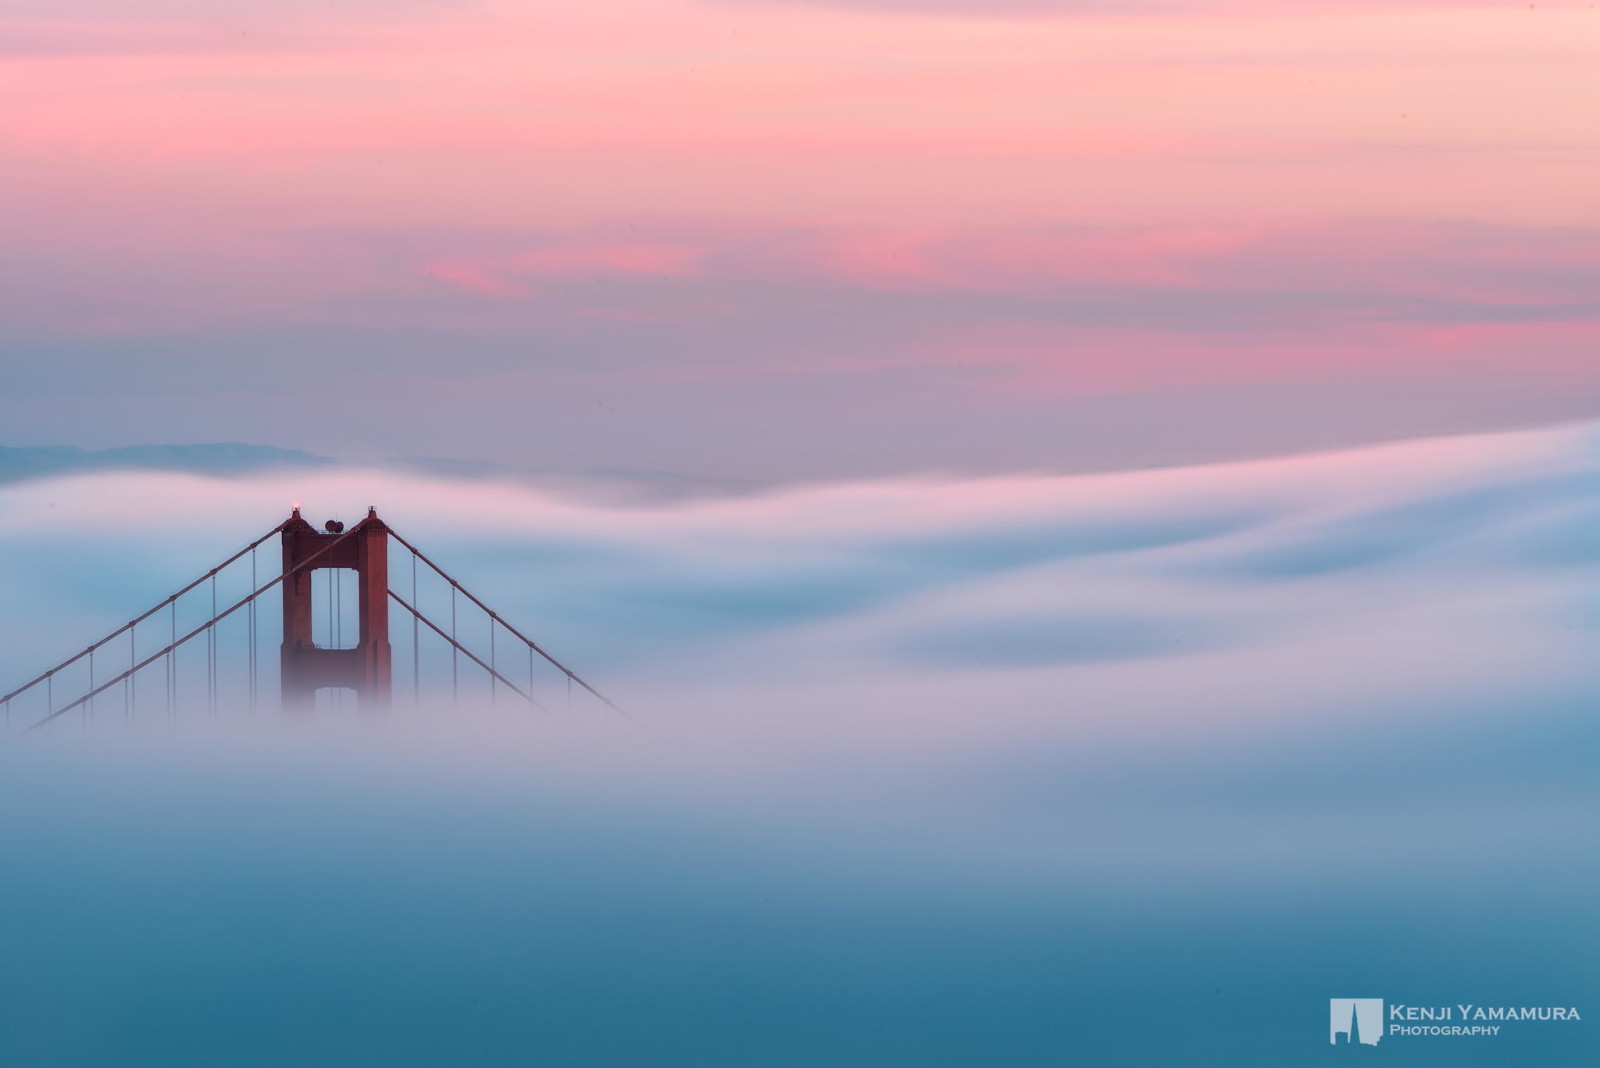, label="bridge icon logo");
[1330,998,1384,1046]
